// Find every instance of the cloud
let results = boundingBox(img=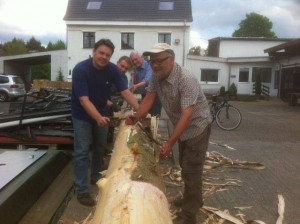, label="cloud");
[0,0,67,45]
[190,0,300,48]
[1,0,299,49]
